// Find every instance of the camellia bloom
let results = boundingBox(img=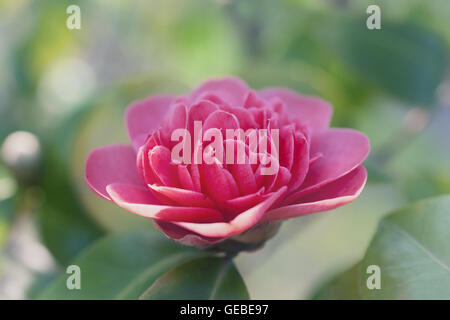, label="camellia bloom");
[85,77,370,249]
